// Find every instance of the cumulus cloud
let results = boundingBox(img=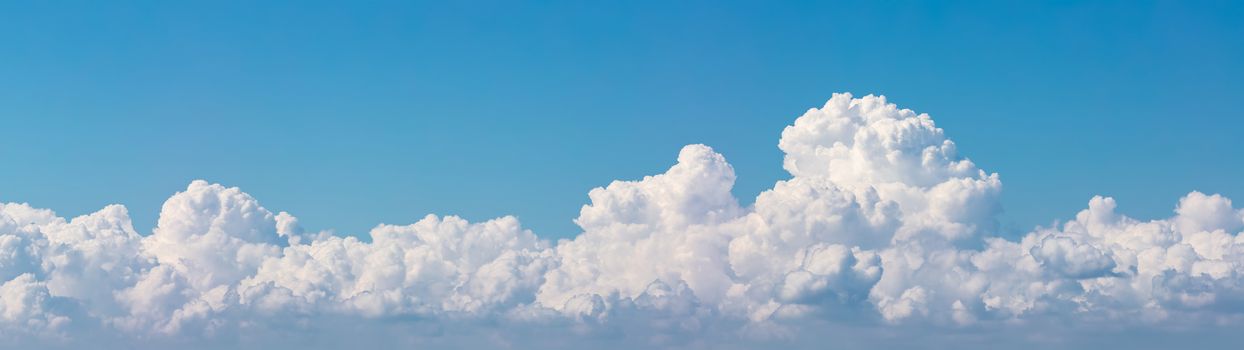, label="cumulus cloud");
[2,93,1243,348]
